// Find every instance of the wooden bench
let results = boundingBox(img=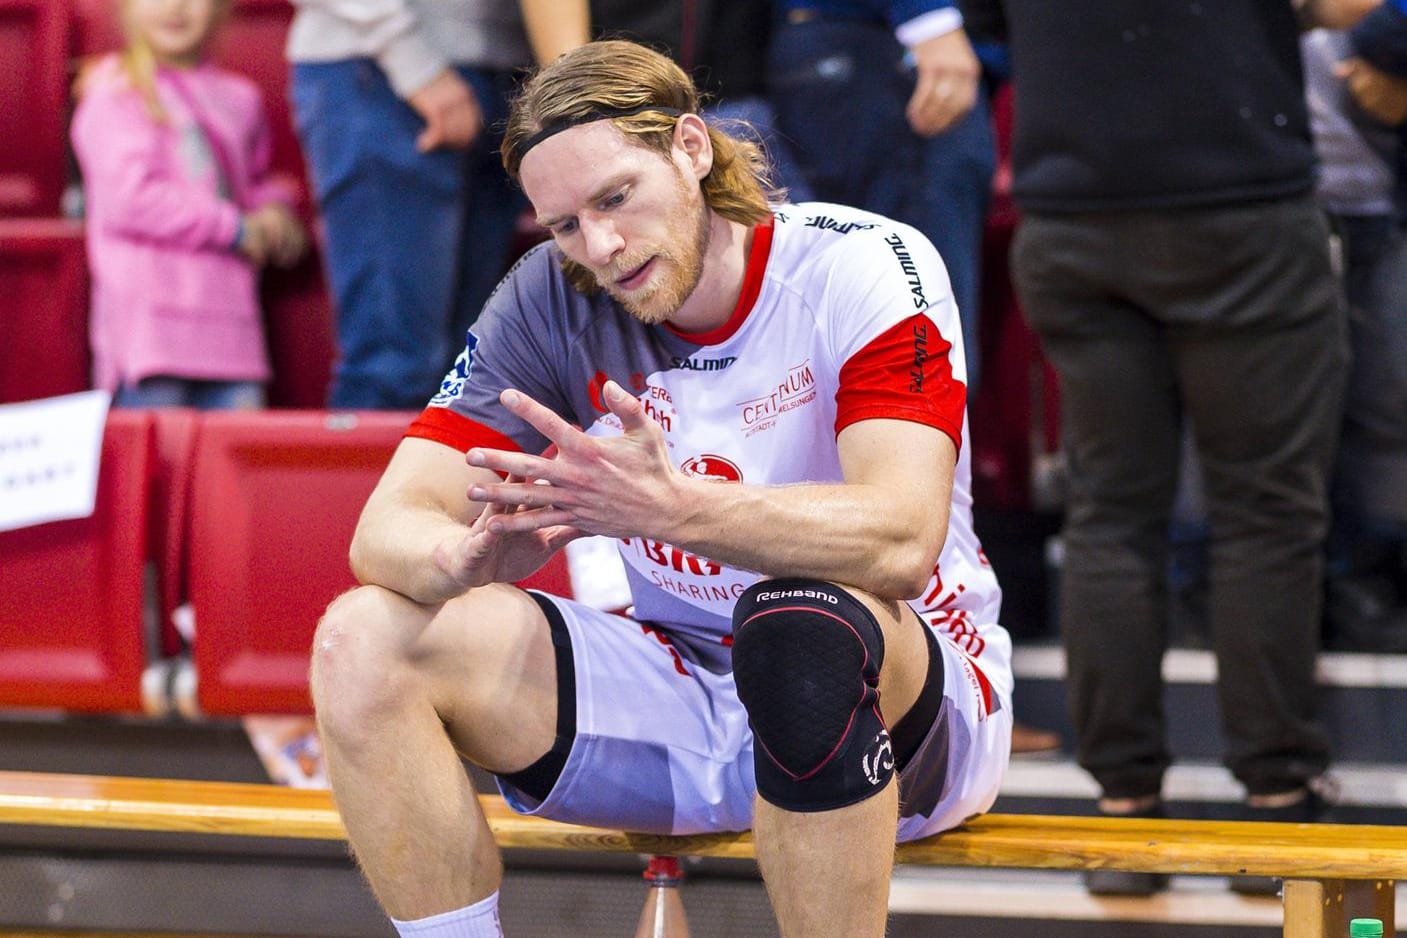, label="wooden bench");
[0,769,1401,938]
